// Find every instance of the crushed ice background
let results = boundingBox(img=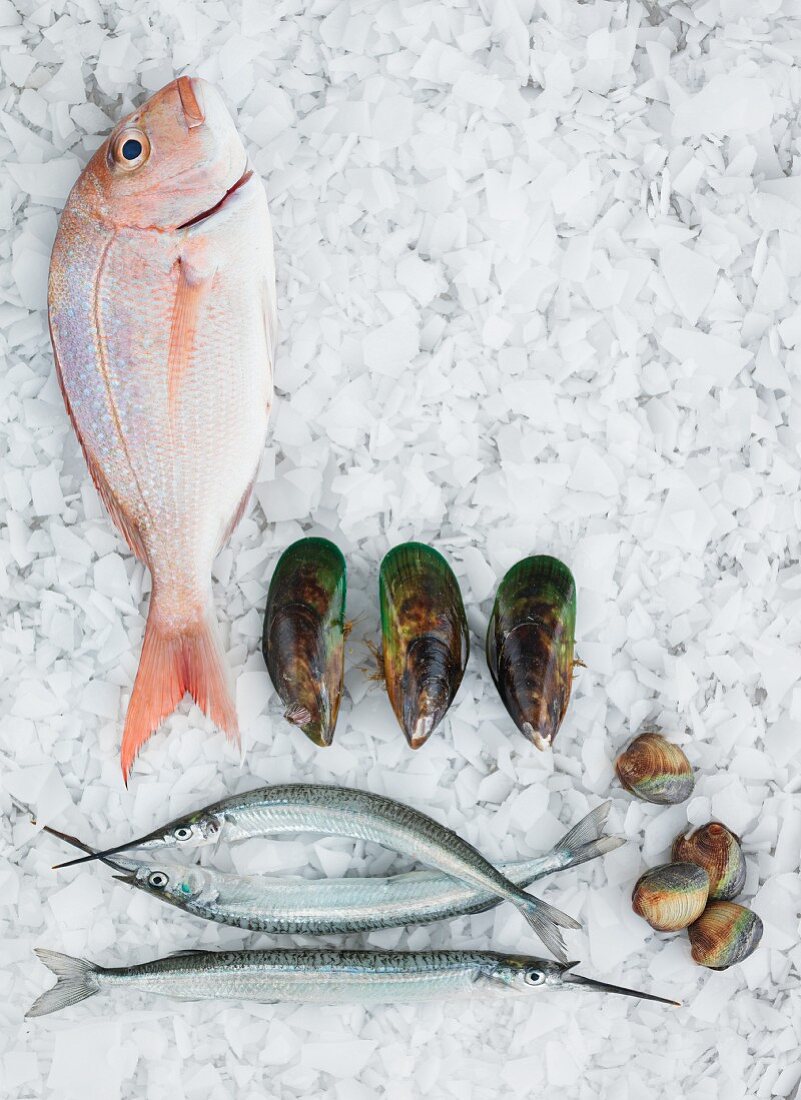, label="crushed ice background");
[1,0,800,1095]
